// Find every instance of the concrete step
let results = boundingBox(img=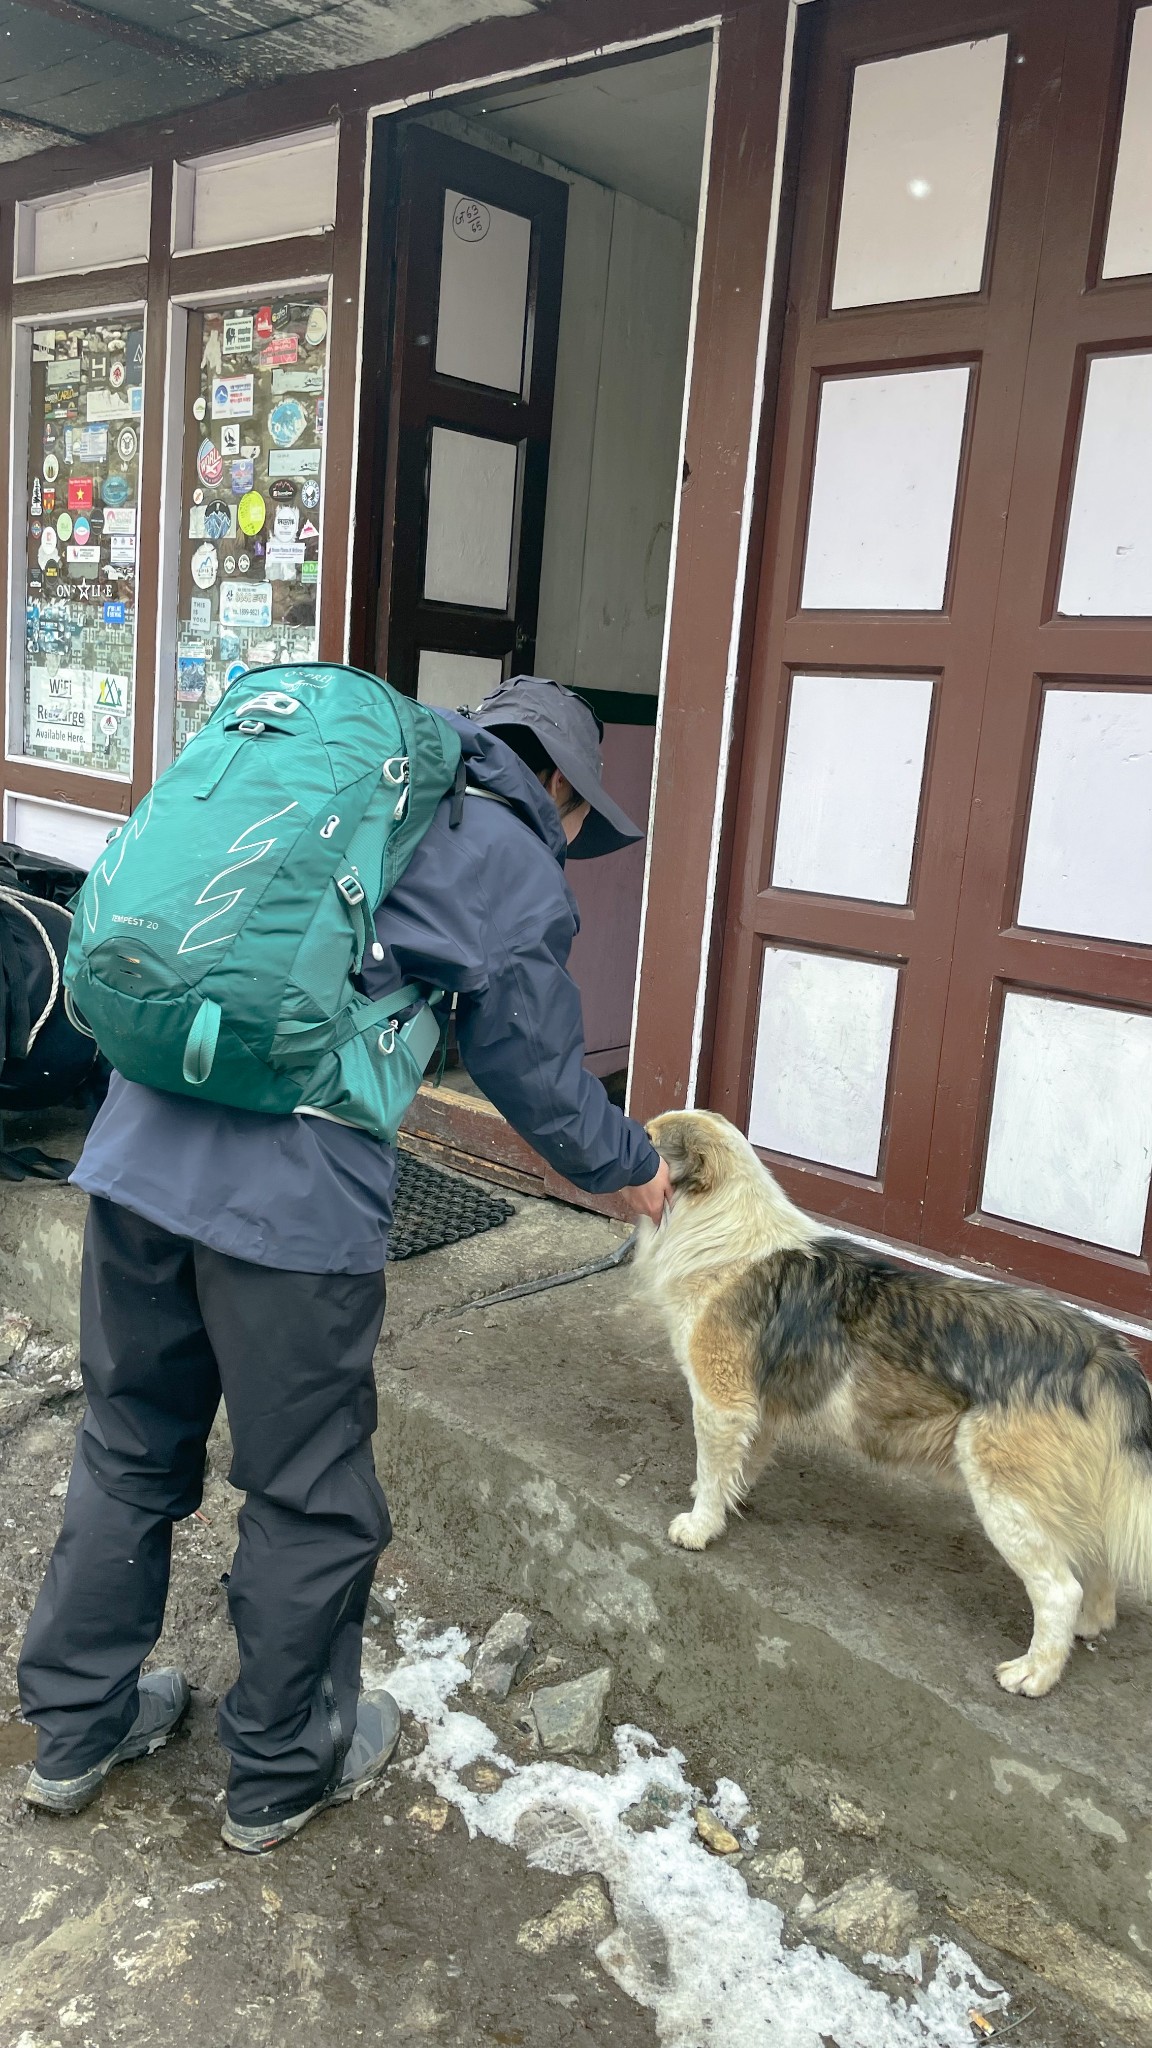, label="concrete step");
[4,1171,1152,2034]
